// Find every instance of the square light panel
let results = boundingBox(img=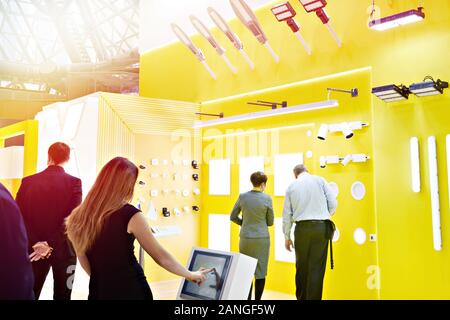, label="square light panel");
[369,7,425,31]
